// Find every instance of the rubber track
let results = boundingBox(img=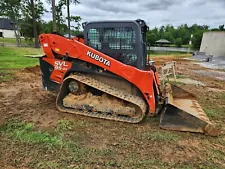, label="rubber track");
[56,74,147,123]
